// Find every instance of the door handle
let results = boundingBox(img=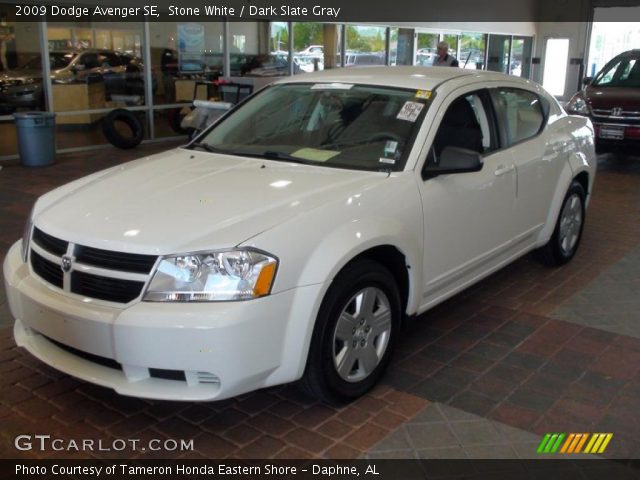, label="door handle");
[494,164,515,176]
